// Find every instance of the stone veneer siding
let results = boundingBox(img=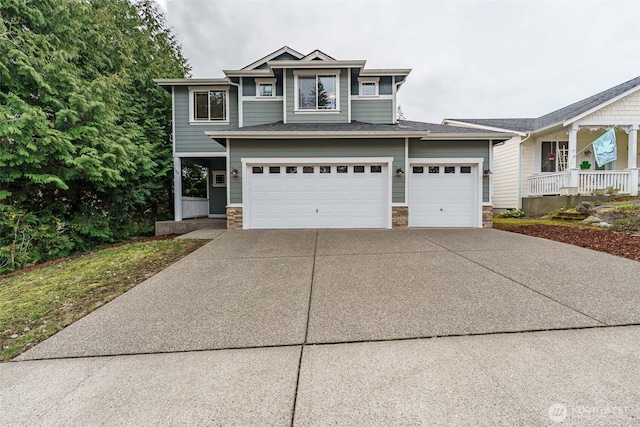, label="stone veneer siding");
[392,206,408,229]
[482,206,493,228]
[226,207,243,230]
